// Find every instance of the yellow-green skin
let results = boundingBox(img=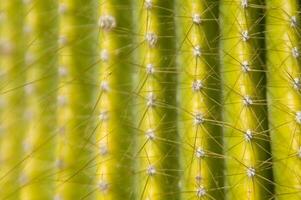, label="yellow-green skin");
[21,0,59,199]
[266,0,301,199]
[176,1,224,199]
[56,0,98,199]
[96,0,135,199]
[220,0,272,199]
[0,0,26,199]
[134,0,179,199]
